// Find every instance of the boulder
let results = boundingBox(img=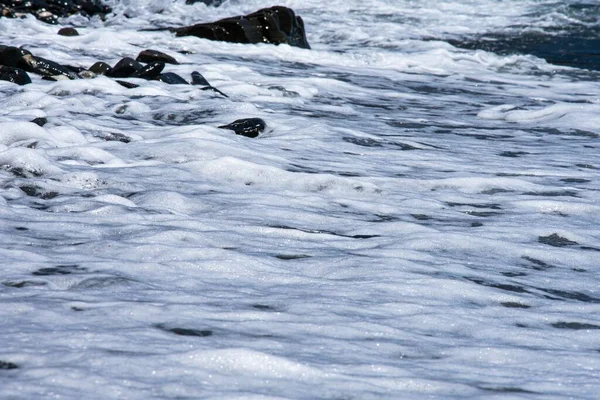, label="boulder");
[172,6,310,49]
